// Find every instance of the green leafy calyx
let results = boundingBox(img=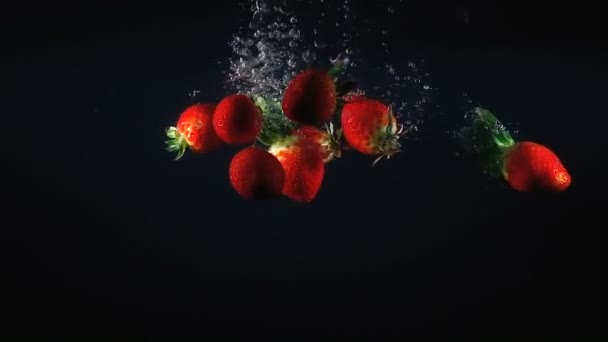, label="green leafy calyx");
[165,126,189,161]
